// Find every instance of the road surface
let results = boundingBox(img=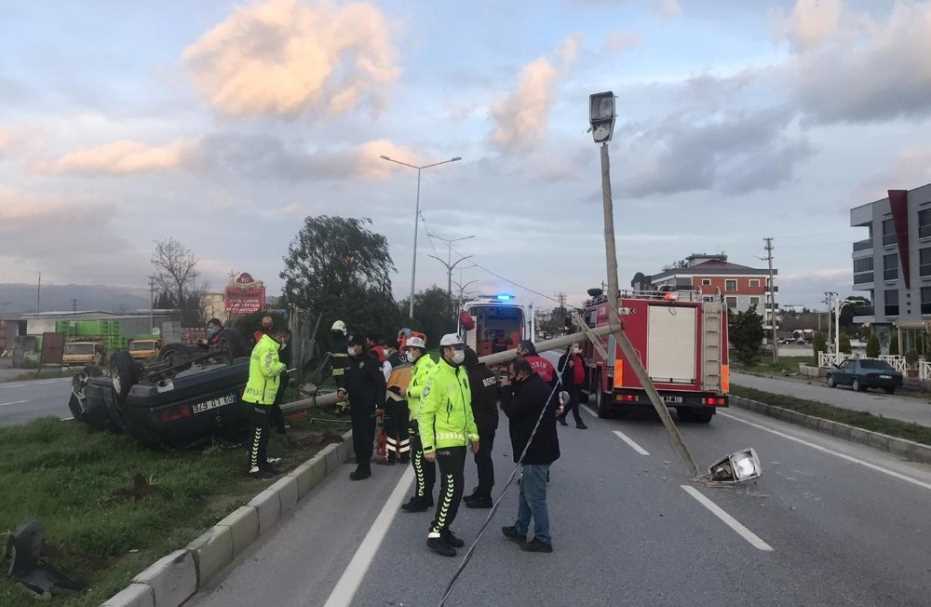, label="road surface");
[0,377,72,426]
[191,404,931,607]
[732,371,931,427]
